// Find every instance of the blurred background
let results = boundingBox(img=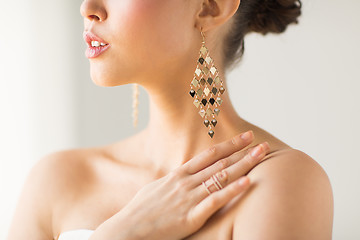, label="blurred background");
[1,0,359,239]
